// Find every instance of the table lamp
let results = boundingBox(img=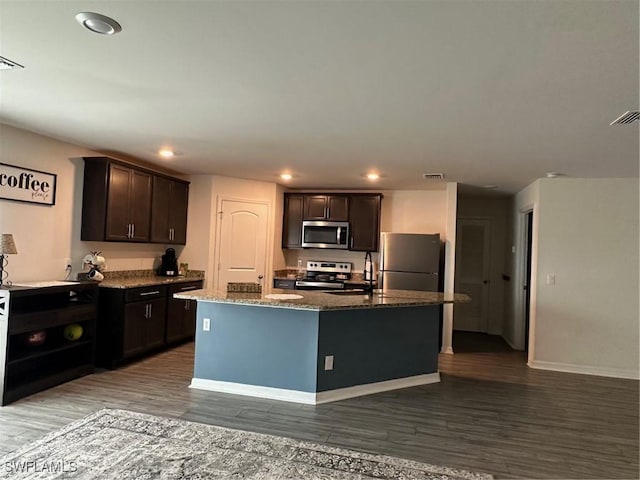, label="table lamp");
[0,234,18,286]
